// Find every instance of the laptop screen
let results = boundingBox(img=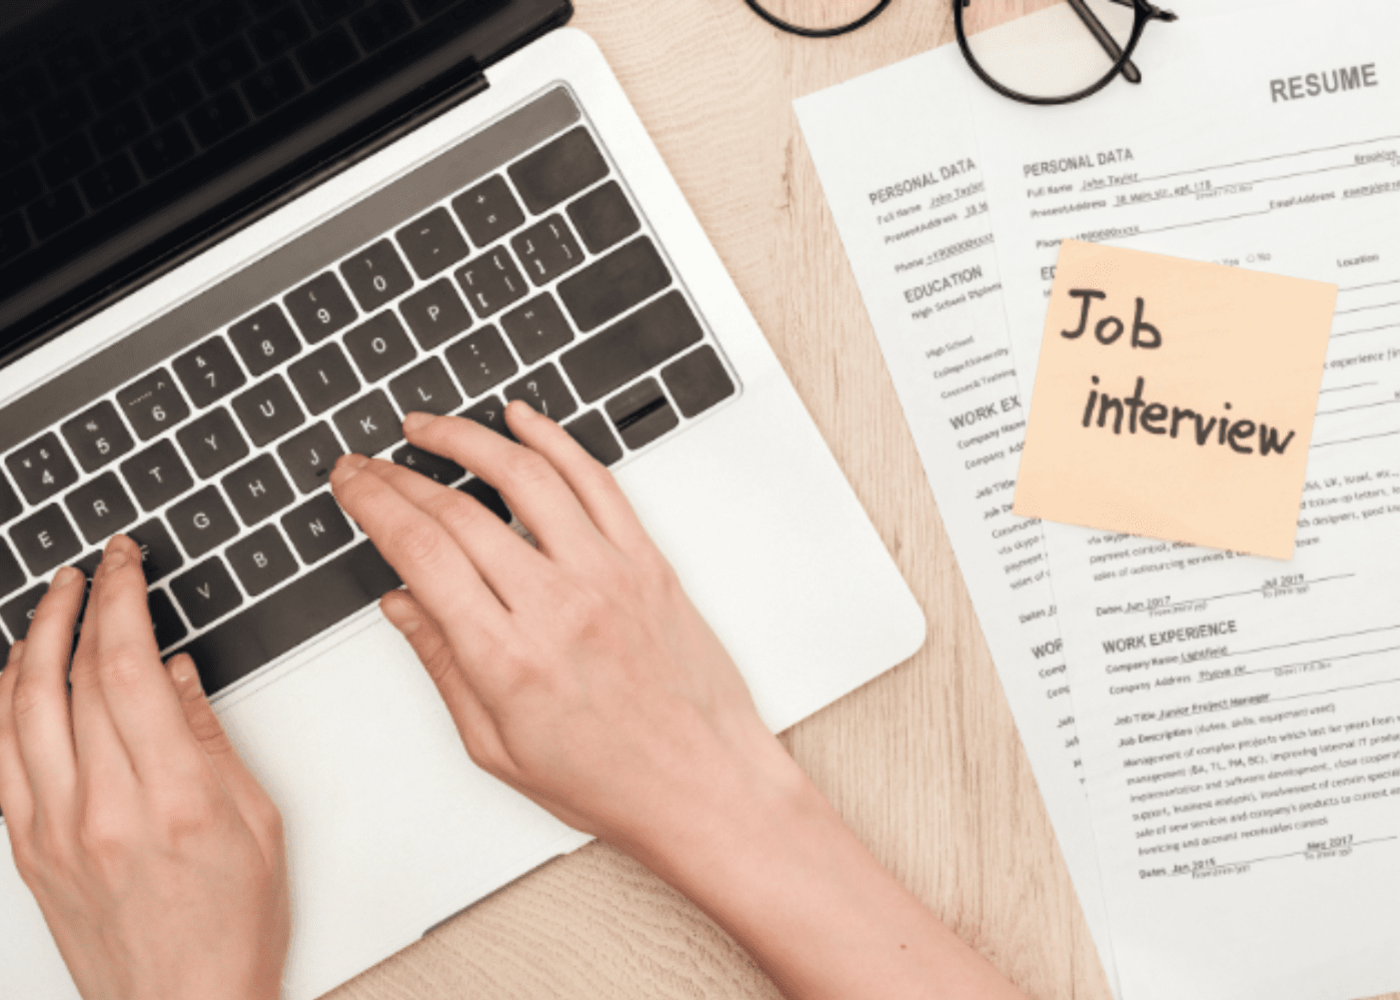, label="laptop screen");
[0,0,570,365]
